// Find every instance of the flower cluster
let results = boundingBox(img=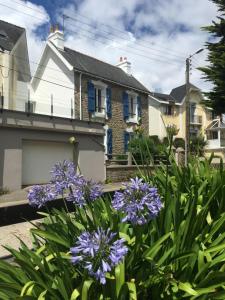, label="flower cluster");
[27,184,55,208]
[70,228,128,284]
[67,178,103,207]
[50,160,78,193]
[112,177,162,225]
